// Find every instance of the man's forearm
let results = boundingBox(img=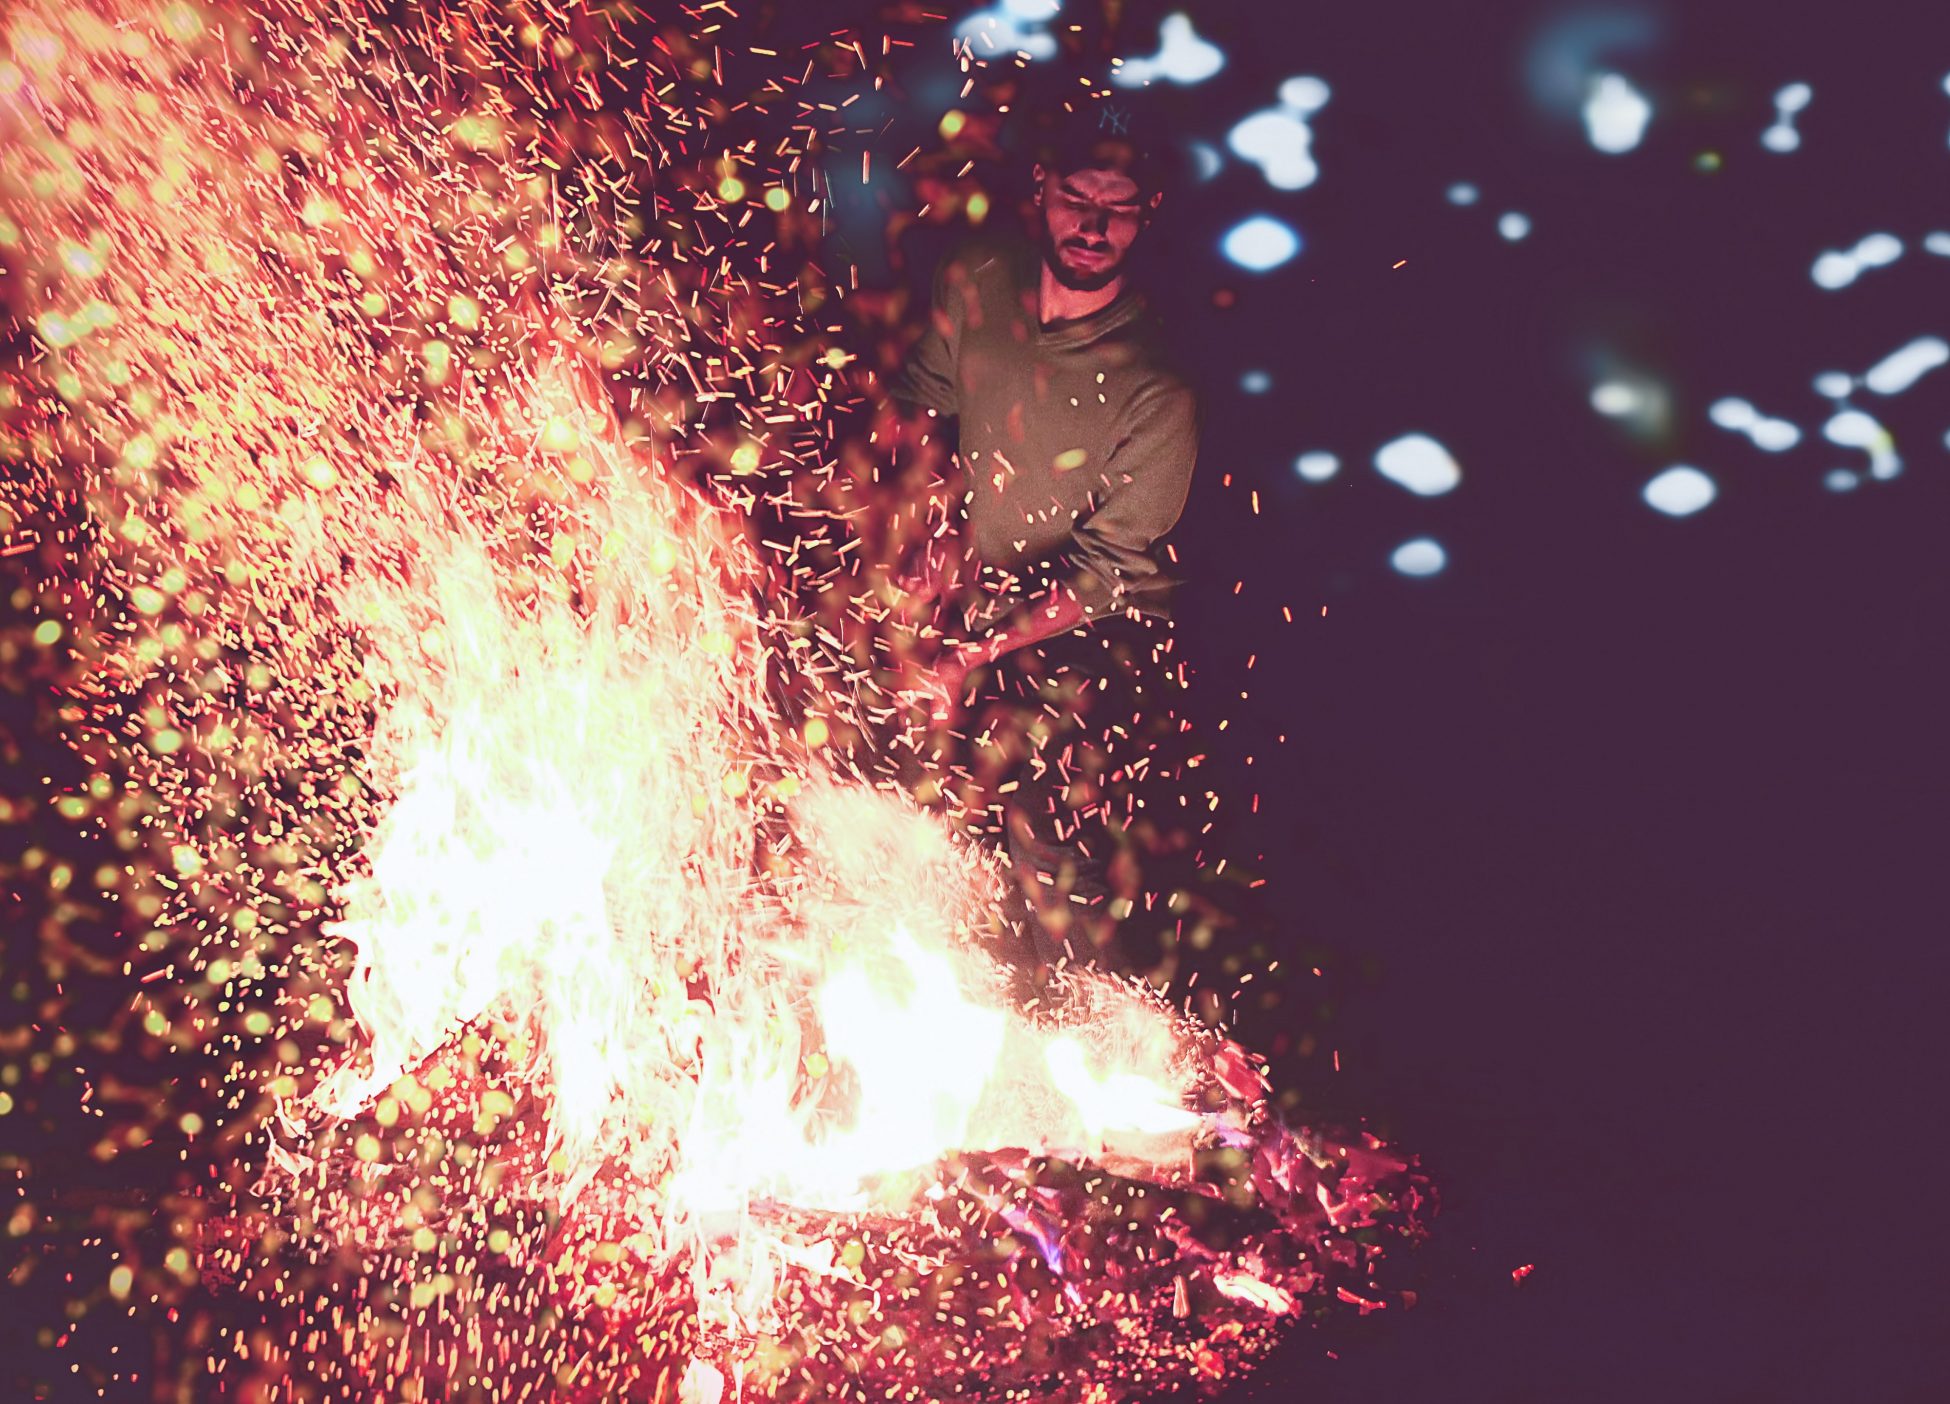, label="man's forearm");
[957,580,1087,668]
[902,567,1089,725]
